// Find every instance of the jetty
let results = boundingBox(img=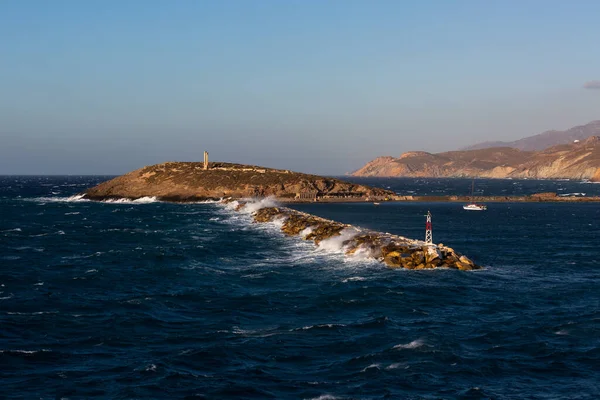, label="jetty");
[224,199,481,271]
